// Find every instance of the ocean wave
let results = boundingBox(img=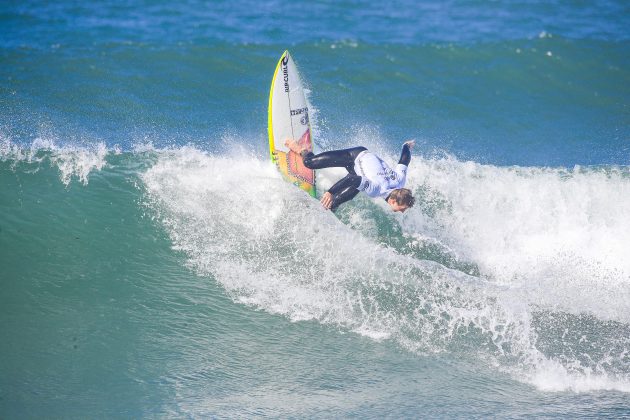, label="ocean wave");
[2,140,628,393]
[138,145,630,393]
